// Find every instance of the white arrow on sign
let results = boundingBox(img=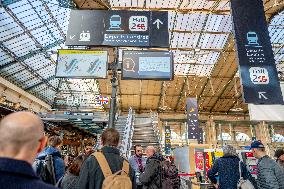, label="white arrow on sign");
[258,92,268,100]
[153,19,163,29]
[69,35,76,40]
